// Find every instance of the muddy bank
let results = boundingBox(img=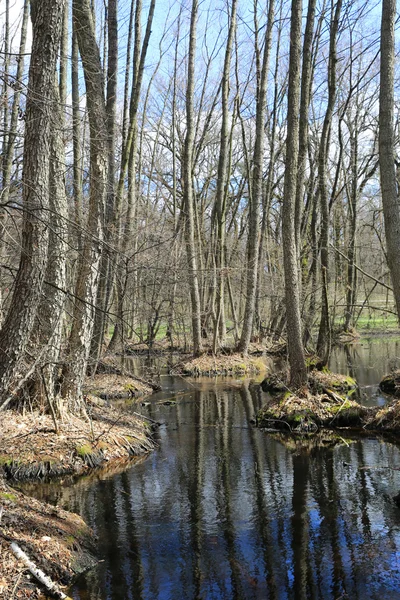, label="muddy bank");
[0,476,96,599]
[84,358,161,400]
[0,397,156,481]
[0,393,157,597]
[256,369,397,433]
